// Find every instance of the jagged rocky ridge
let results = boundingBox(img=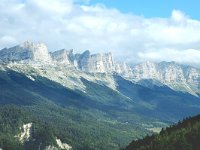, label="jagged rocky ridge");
[0,41,131,74]
[0,41,200,96]
[0,41,51,63]
[131,61,200,96]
